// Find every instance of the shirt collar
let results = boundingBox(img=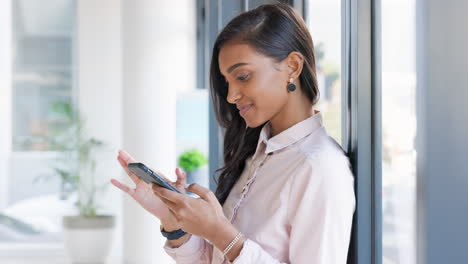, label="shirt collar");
[254,110,323,156]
